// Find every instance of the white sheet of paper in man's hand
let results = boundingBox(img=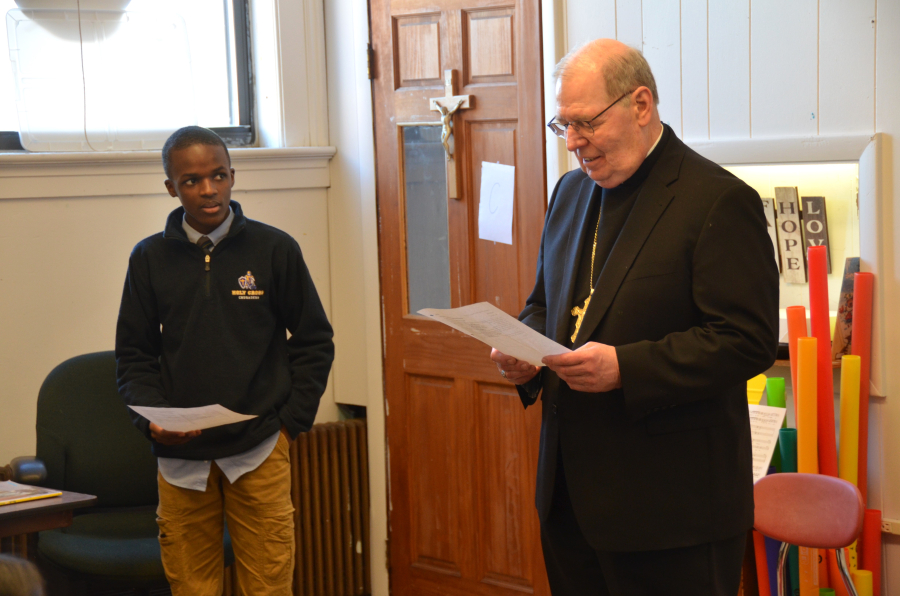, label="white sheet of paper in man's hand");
[477,162,516,245]
[128,404,257,432]
[418,302,569,366]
